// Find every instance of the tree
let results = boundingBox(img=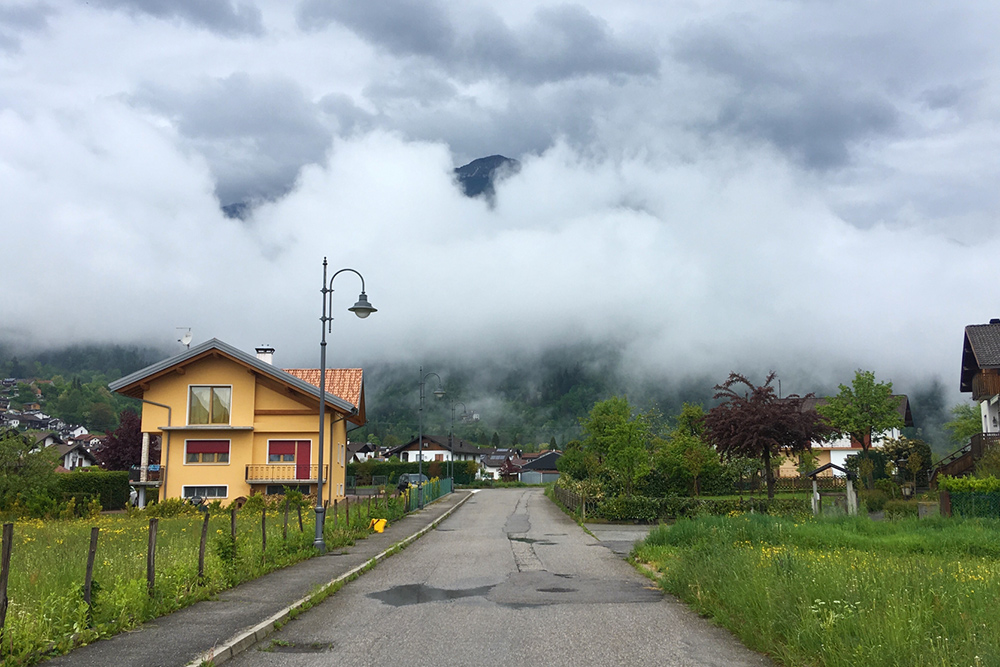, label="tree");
[579,397,655,497]
[96,409,152,470]
[943,402,981,447]
[705,372,832,500]
[0,429,58,509]
[817,370,904,453]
